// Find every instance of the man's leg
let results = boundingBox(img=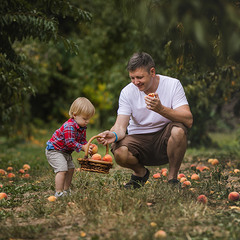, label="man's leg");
[167,126,187,181]
[114,146,147,177]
